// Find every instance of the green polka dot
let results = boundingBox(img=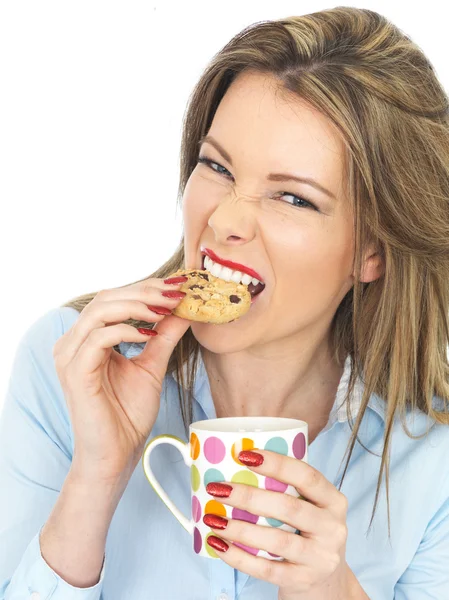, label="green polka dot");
[204,468,225,487]
[264,437,288,455]
[267,517,284,527]
[231,470,259,487]
[191,464,200,492]
[205,532,219,558]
